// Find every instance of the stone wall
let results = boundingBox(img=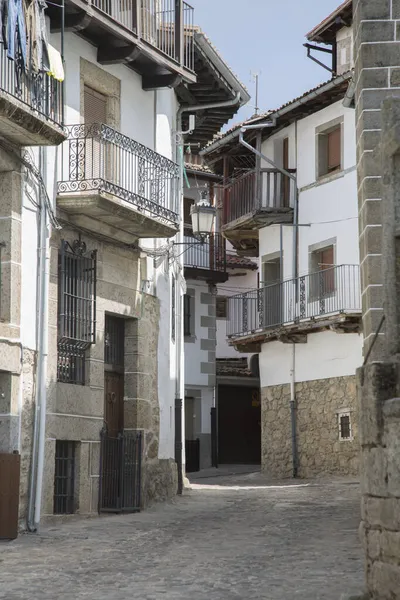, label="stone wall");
[354,0,400,597]
[261,375,359,479]
[39,223,176,520]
